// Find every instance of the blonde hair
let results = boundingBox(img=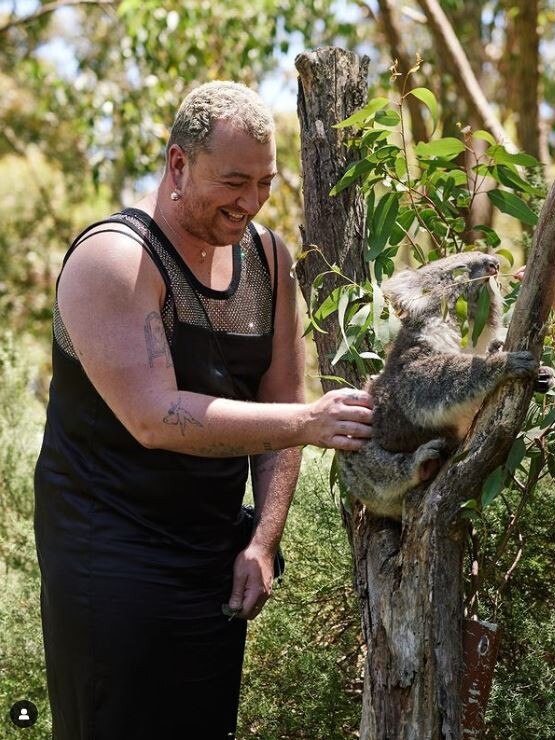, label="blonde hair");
[168,81,275,158]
